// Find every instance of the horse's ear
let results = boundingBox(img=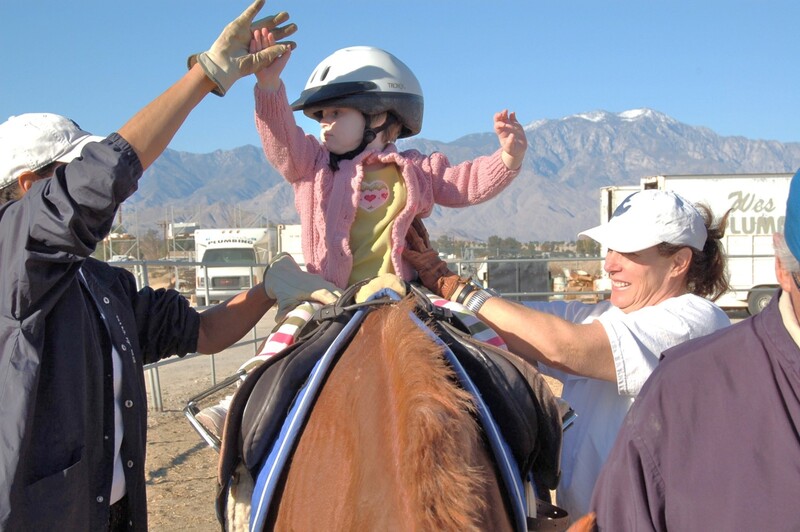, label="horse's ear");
[565,512,596,532]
